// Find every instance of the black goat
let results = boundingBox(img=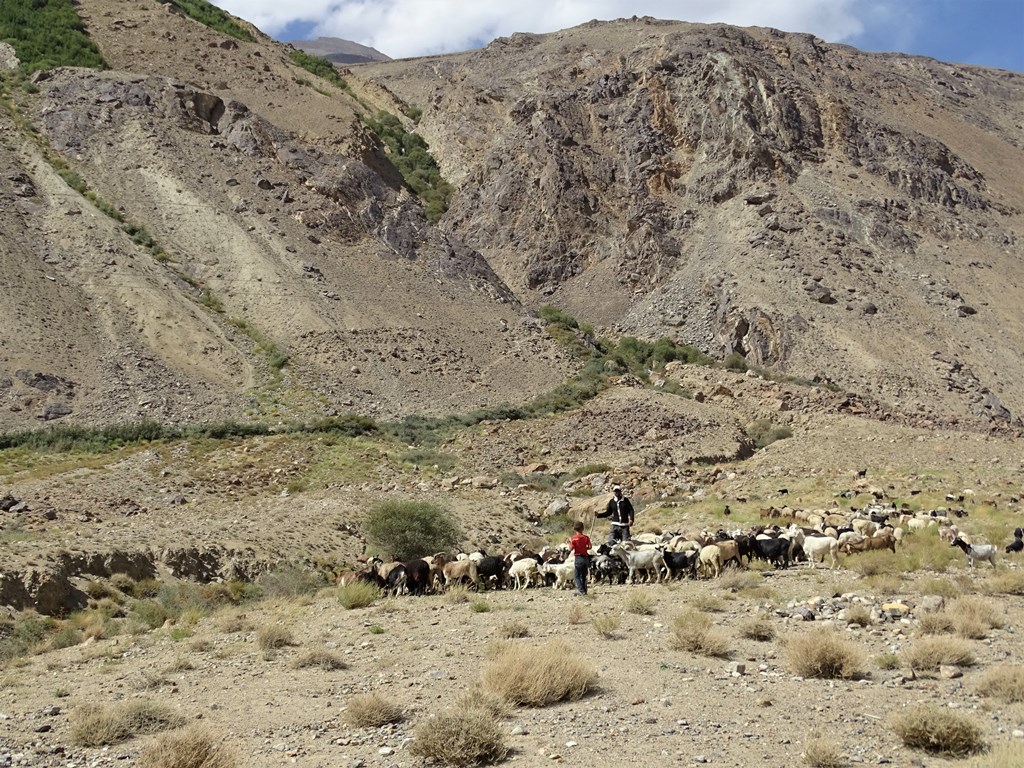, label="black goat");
[1006,528,1024,554]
